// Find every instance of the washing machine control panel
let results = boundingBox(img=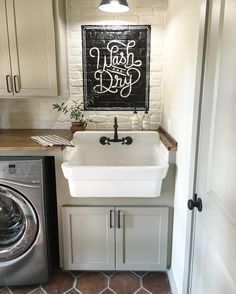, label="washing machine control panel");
[0,160,42,183]
[8,164,16,174]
